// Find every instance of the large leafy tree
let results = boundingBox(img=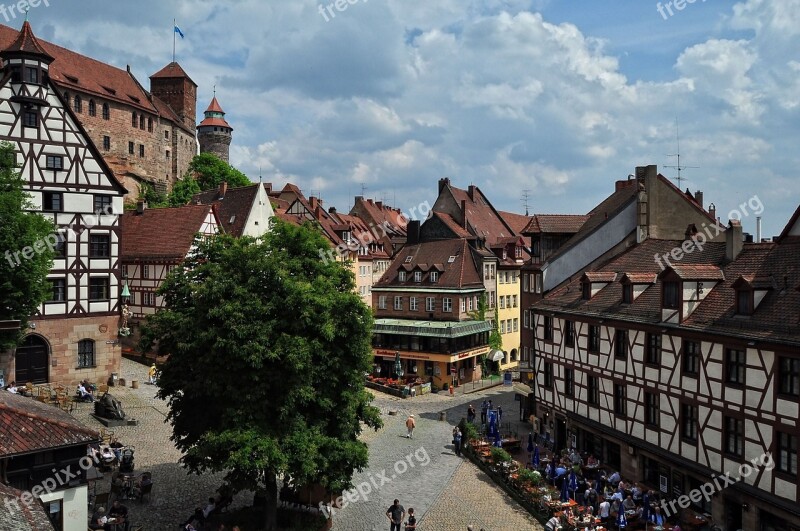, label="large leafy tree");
[166,176,201,207]
[140,220,382,530]
[188,152,250,191]
[0,142,54,348]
